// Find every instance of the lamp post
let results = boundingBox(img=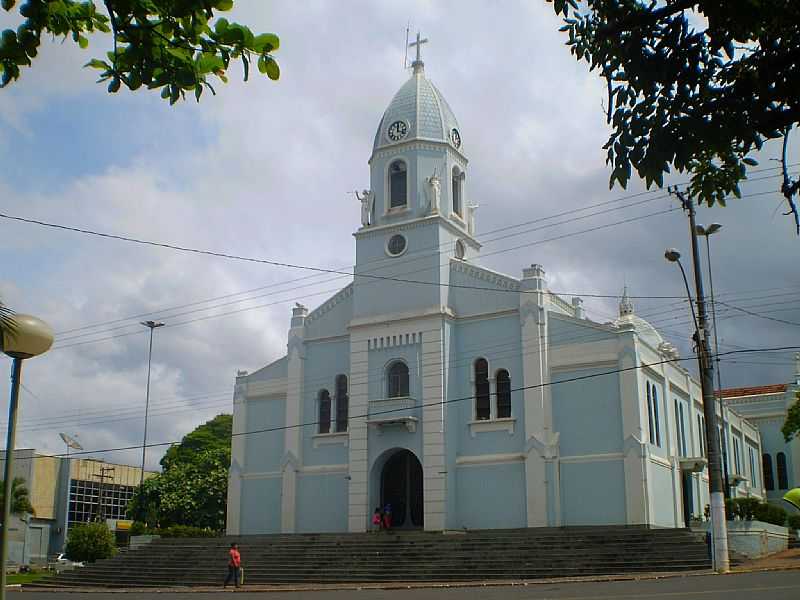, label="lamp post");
[139,321,164,487]
[1,314,54,599]
[696,224,731,498]
[665,190,730,573]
